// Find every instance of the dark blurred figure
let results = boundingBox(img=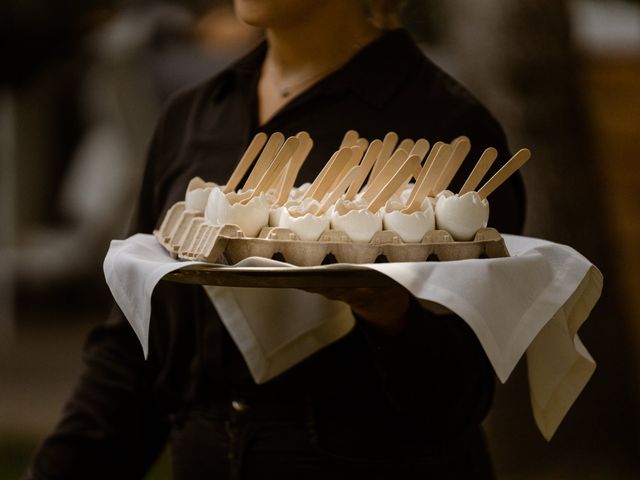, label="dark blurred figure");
[5,1,260,307]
